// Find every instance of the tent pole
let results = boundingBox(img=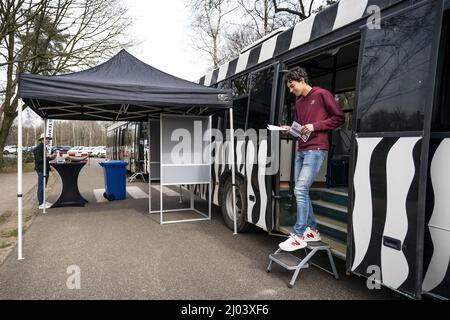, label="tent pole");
[148,118,151,214]
[160,115,163,224]
[43,118,47,214]
[17,103,24,260]
[229,108,237,235]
